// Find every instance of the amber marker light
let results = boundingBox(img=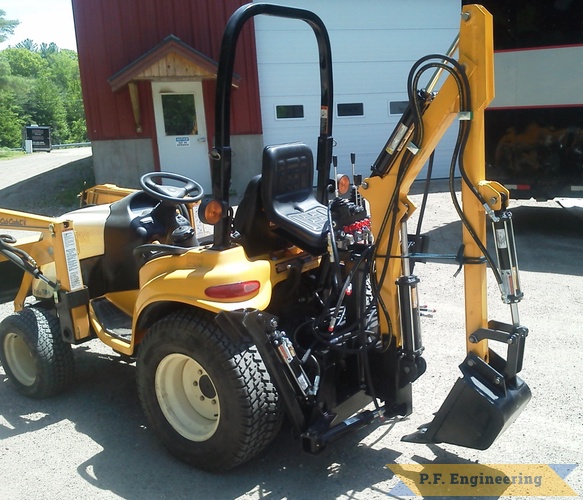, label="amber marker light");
[199,198,224,225]
[337,174,351,195]
[205,281,261,299]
